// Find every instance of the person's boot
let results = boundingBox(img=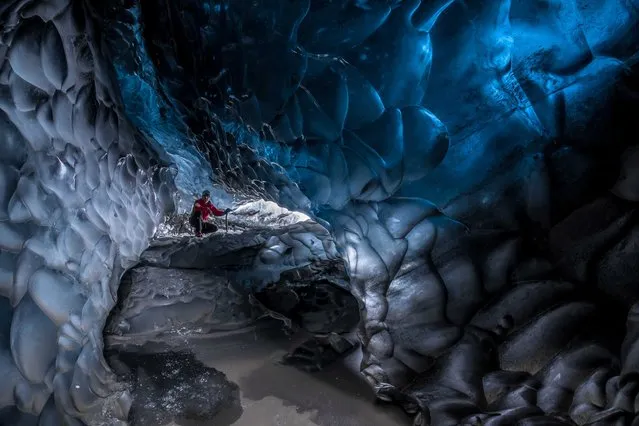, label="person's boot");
[195,232,202,238]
